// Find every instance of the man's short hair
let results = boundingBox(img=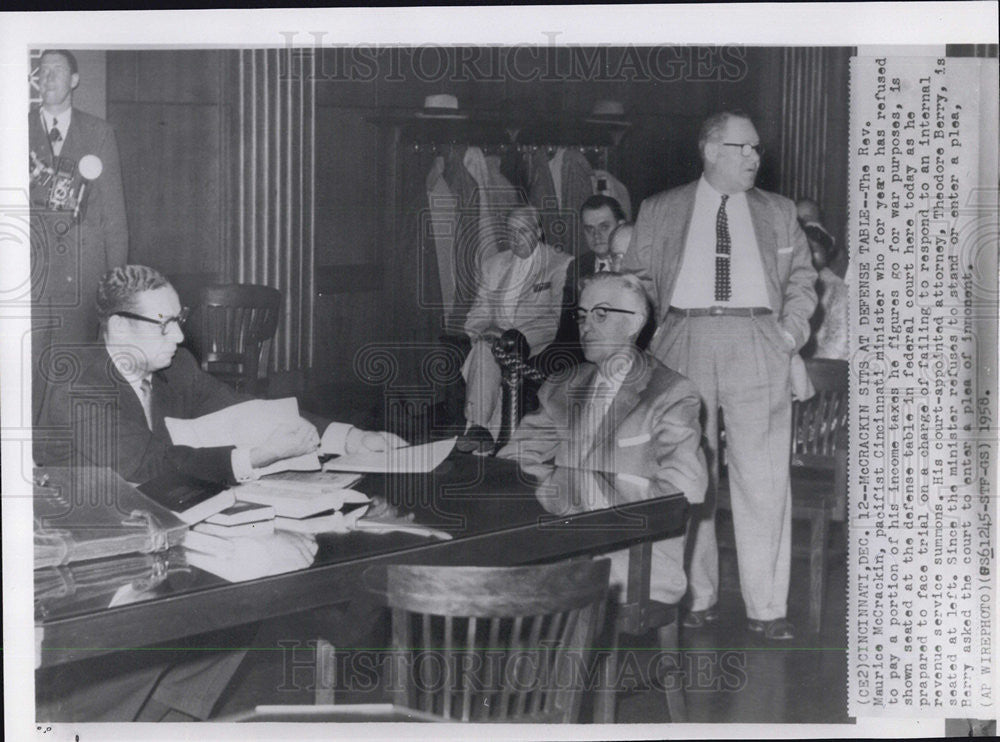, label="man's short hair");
[580,271,649,323]
[96,265,170,320]
[698,110,753,159]
[40,49,79,76]
[580,194,625,222]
